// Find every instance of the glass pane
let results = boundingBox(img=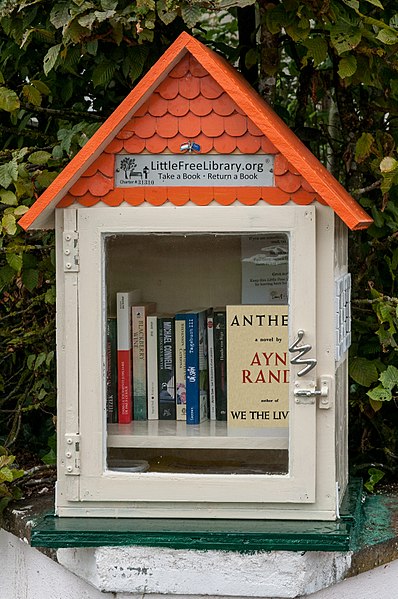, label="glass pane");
[104,233,290,476]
